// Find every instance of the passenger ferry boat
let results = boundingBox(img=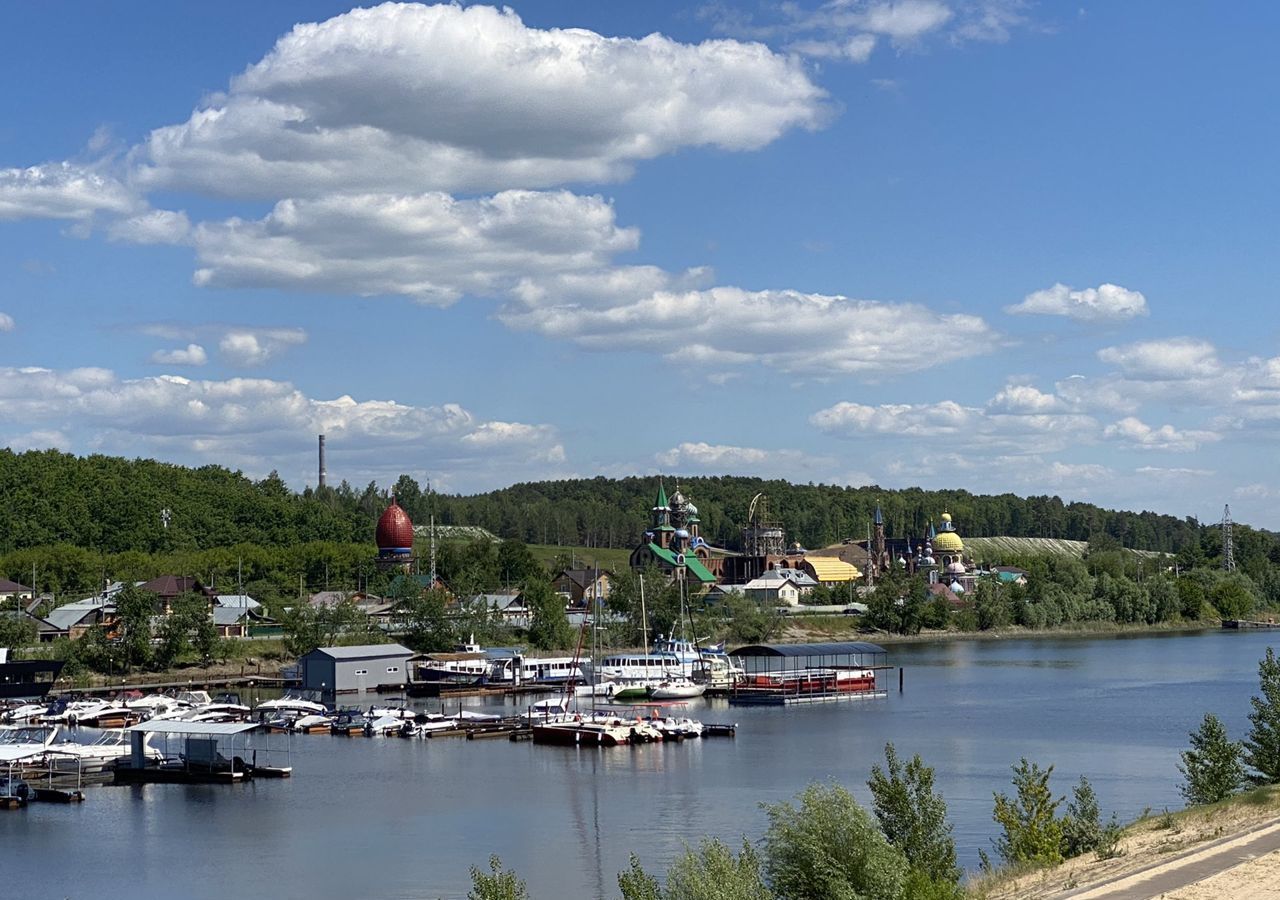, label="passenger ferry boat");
[650,636,745,690]
[490,656,589,685]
